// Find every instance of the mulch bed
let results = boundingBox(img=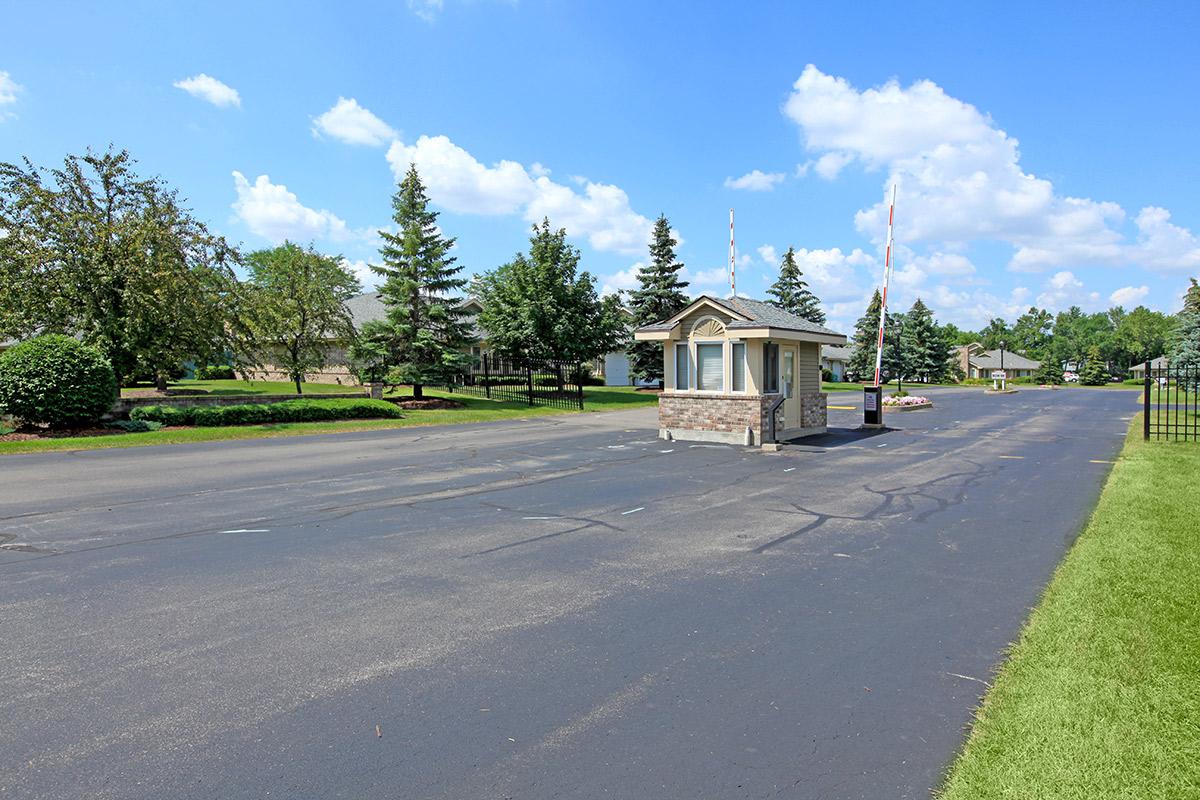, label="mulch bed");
[0,426,125,441]
[394,398,464,410]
